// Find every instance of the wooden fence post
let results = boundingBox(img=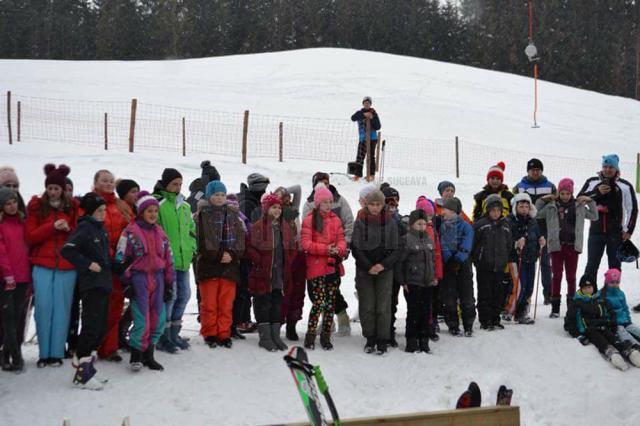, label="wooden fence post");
[376,132,382,172]
[6,91,12,145]
[242,110,249,164]
[278,121,283,162]
[182,117,186,157]
[17,101,21,142]
[455,136,460,178]
[128,99,137,153]
[104,113,108,150]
